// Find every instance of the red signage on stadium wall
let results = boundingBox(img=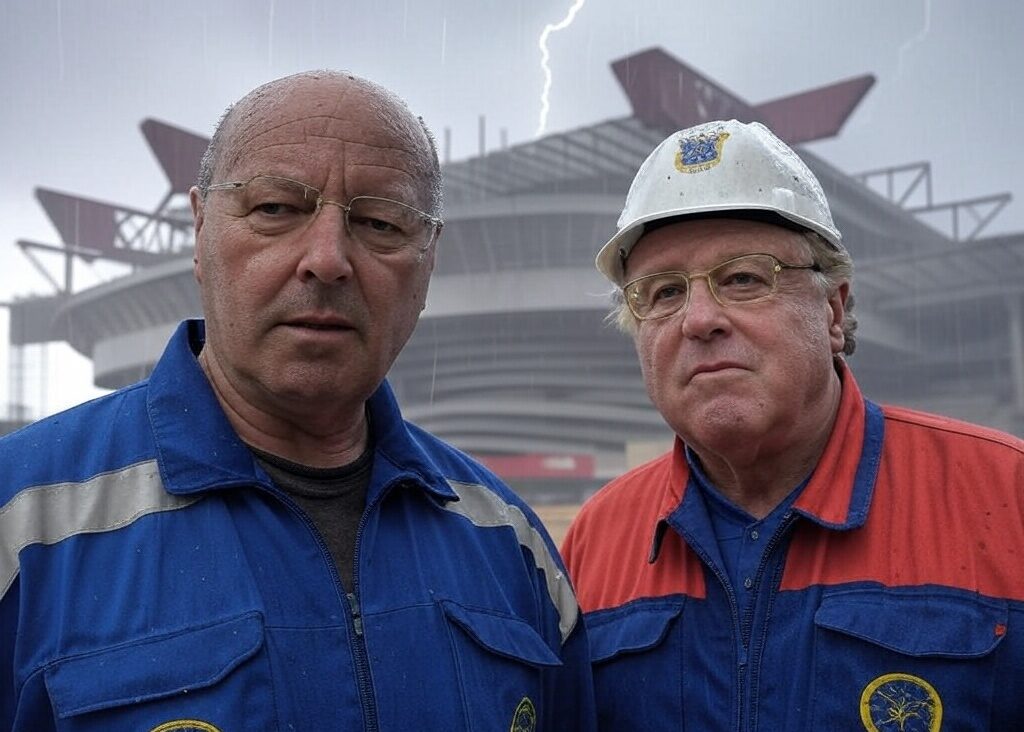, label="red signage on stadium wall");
[474,454,596,479]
